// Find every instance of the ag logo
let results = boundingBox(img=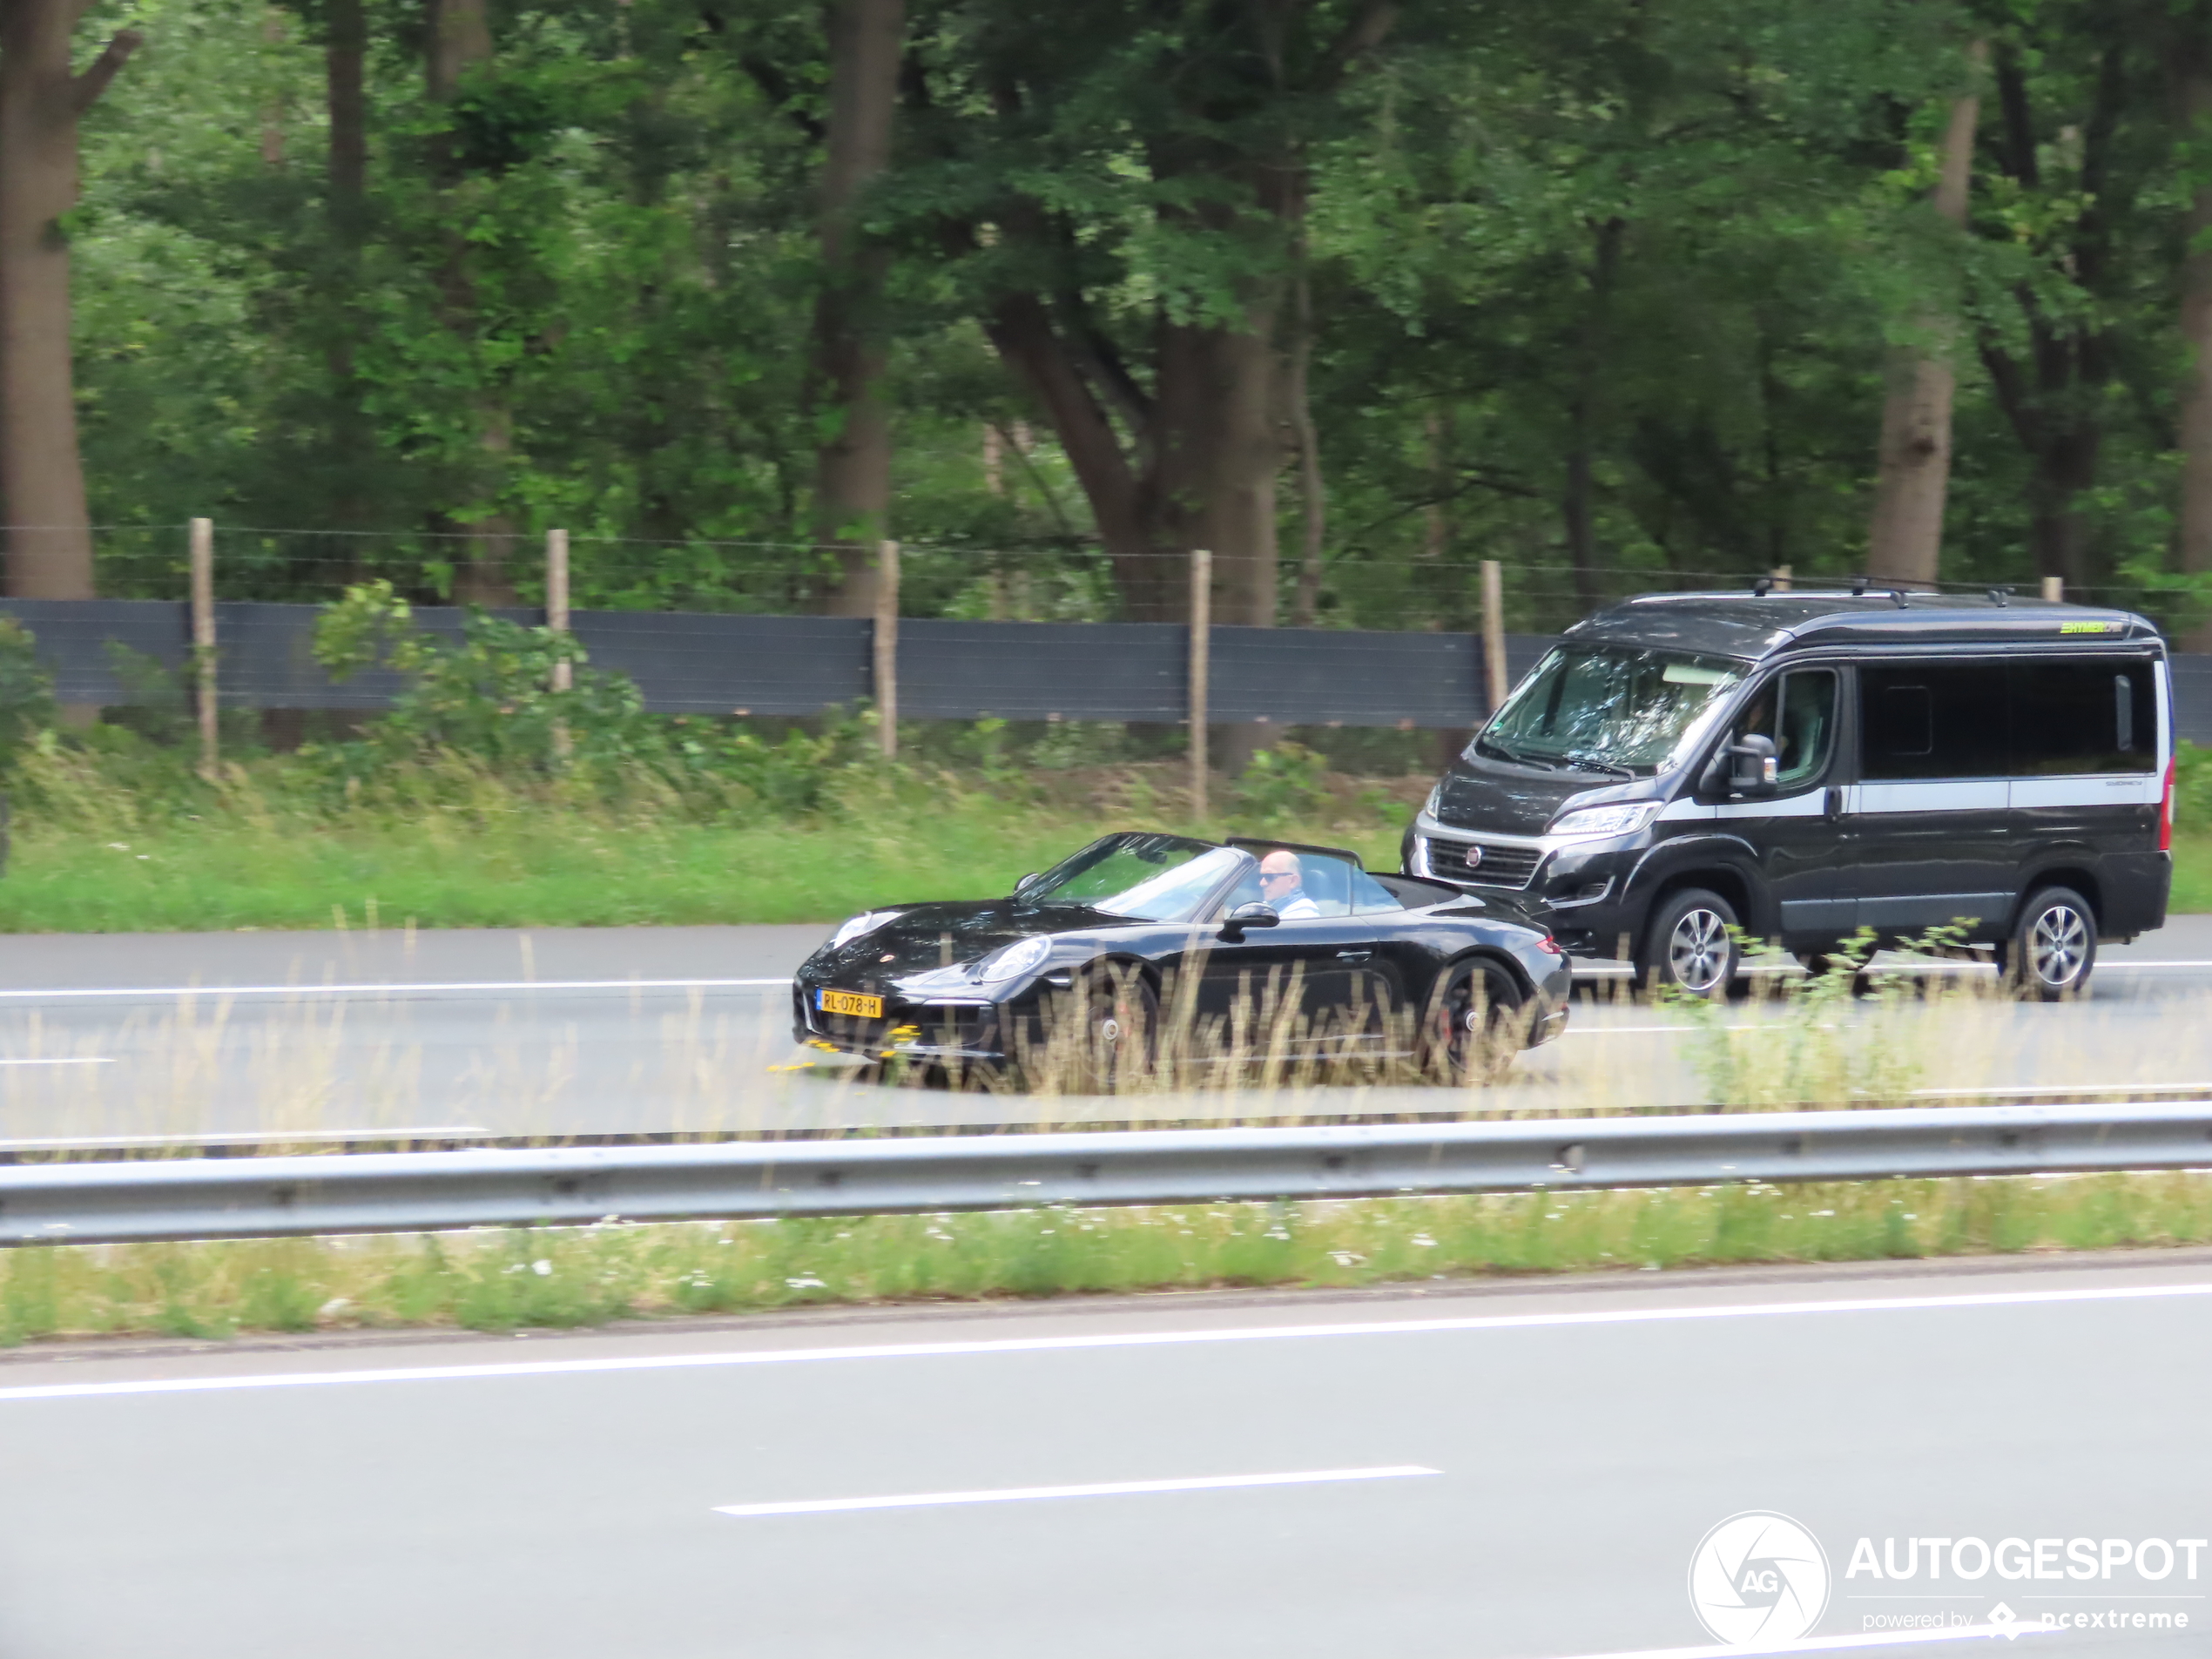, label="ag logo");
[1688,1511,1831,1646]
